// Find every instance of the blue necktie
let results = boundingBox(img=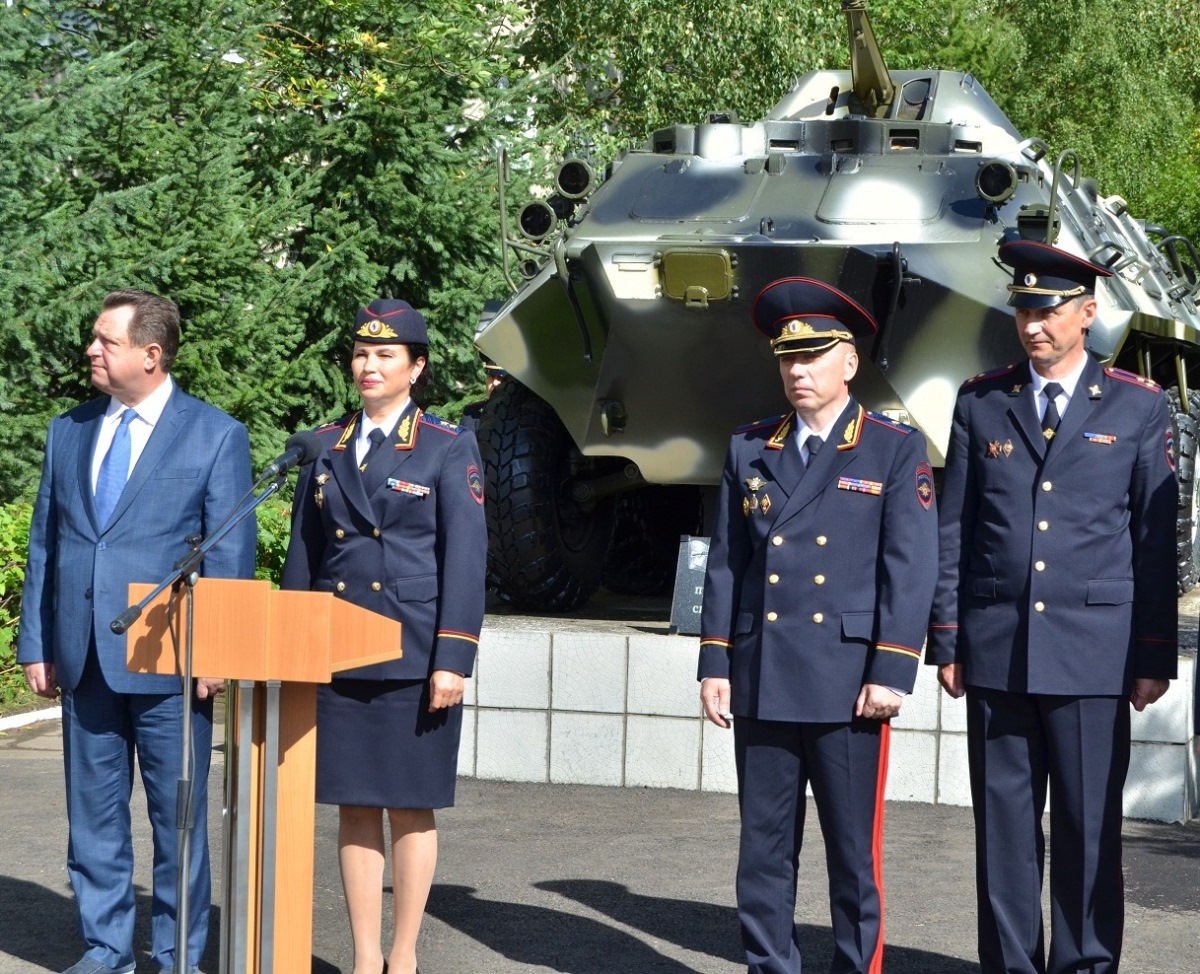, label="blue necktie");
[1041,382,1064,442]
[95,408,137,527]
